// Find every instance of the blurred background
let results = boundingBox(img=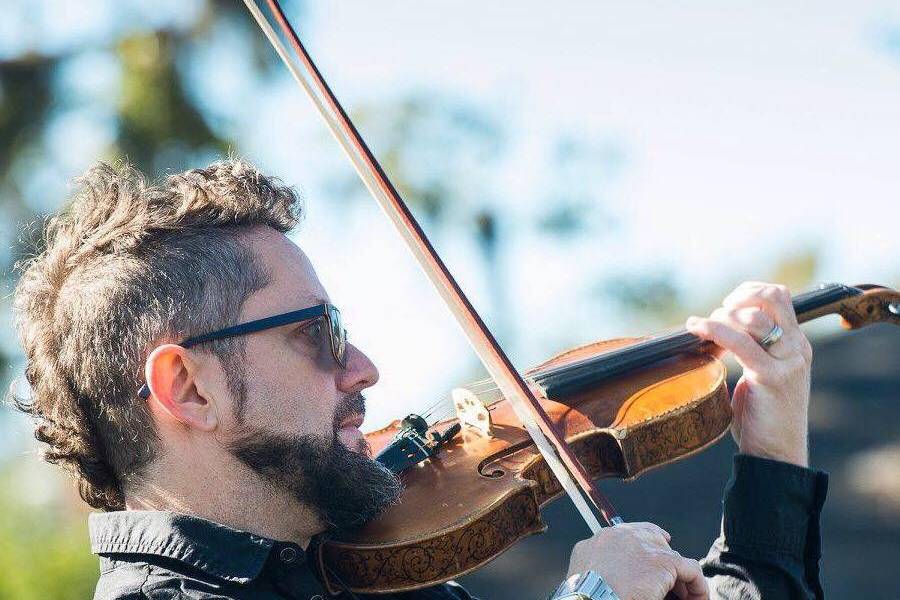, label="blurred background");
[1,1,899,598]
